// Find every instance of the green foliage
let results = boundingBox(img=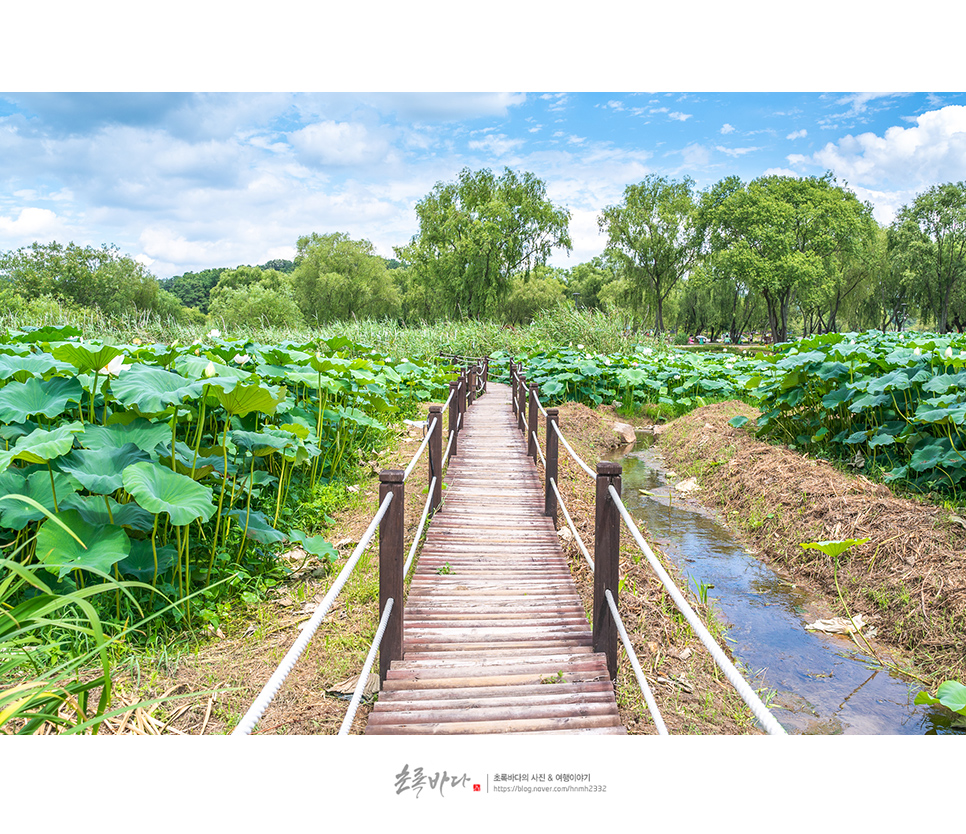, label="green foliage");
[890,181,966,333]
[291,233,400,323]
[0,324,457,634]
[396,167,571,319]
[703,174,876,343]
[751,330,966,495]
[914,680,966,718]
[0,241,170,319]
[600,174,702,334]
